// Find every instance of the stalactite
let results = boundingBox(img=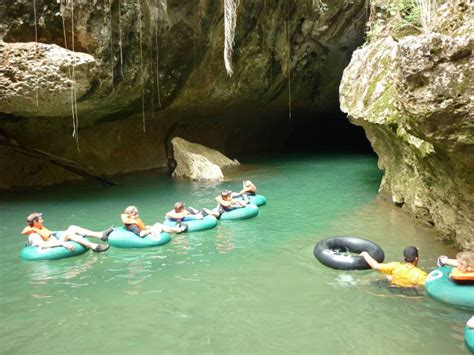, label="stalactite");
[155,23,162,108]
[223,0,239,76]
[118,0,124,77]
[33,0,39,107]
[138,0,146,132]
